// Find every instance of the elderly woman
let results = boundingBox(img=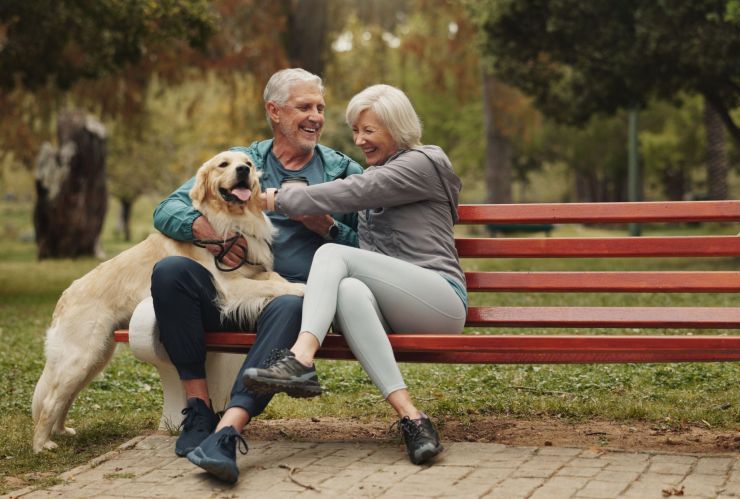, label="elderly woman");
[245,84,467,465]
